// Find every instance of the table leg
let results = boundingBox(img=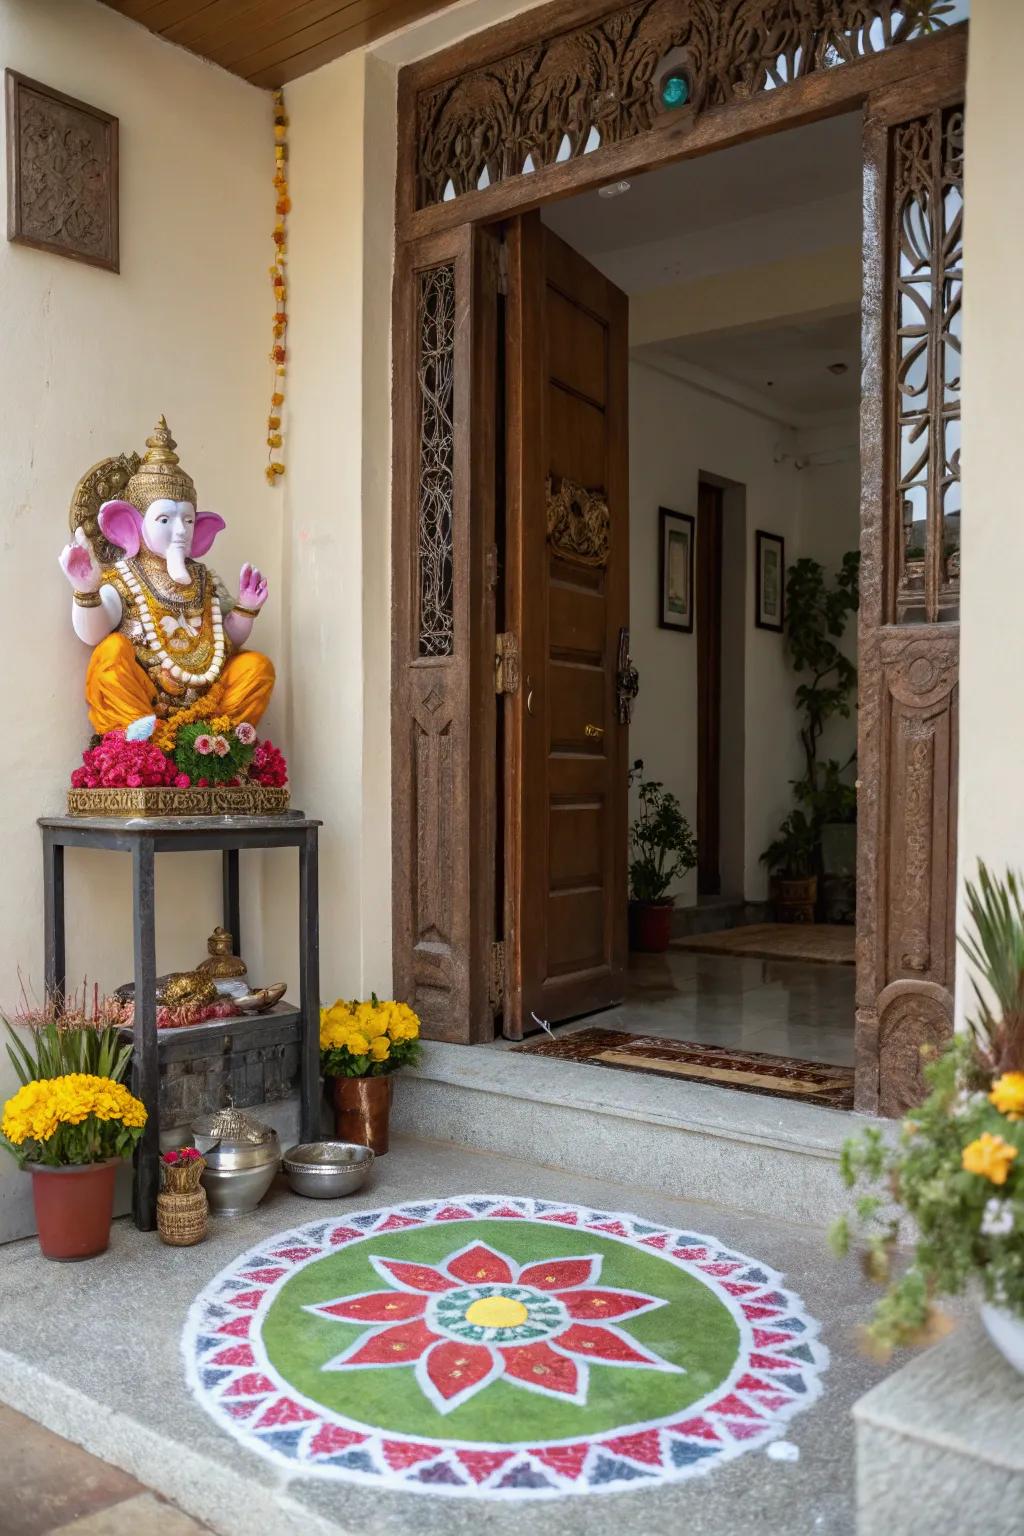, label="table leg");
[222,848,241,952]
[42,833,66,1006]
[131,841,159,1231]
[298,829,320,1142]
